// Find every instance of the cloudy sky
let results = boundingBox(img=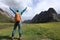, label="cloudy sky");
[0,0,60,21]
